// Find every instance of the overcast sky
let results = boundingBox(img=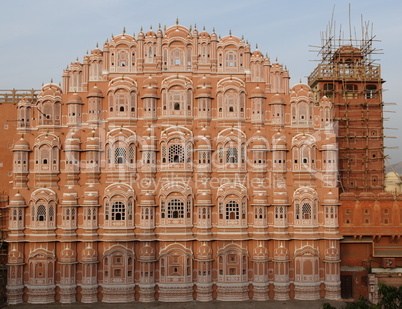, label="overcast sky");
[1,0,401,163]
